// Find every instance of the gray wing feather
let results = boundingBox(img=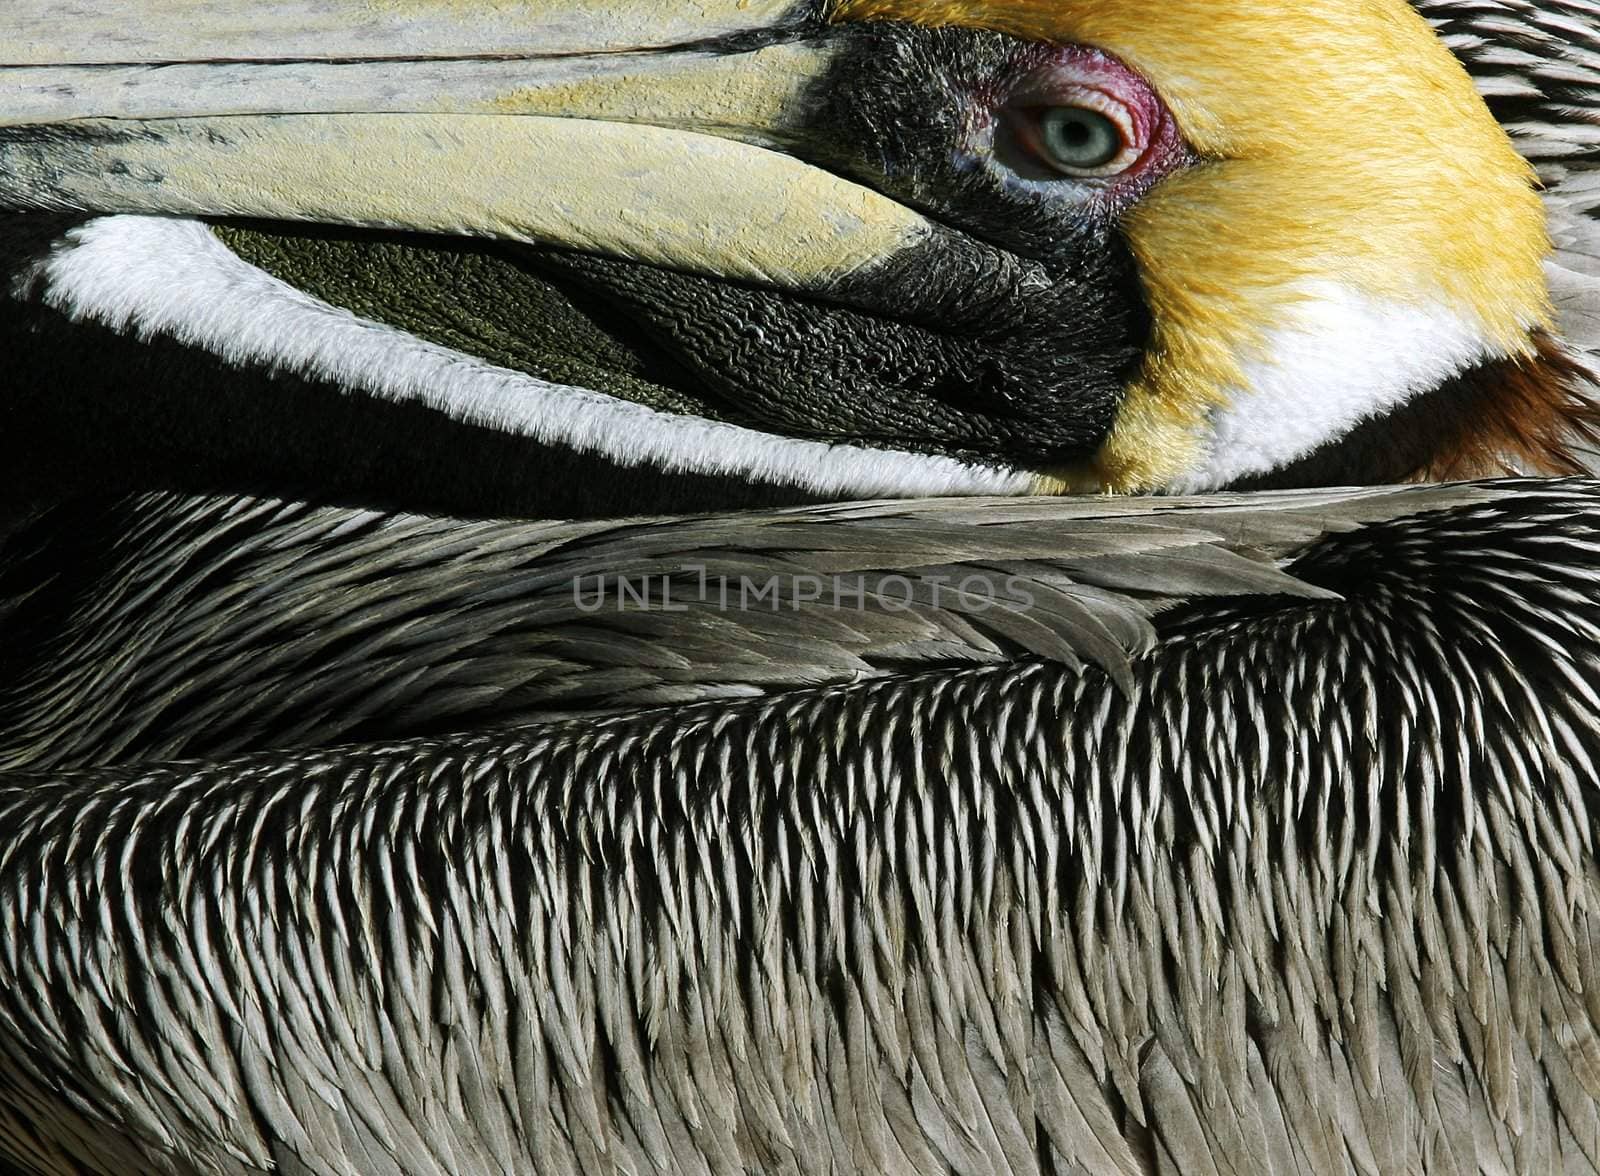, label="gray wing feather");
[9,481,1600,1174]
[0,482,1499,773]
